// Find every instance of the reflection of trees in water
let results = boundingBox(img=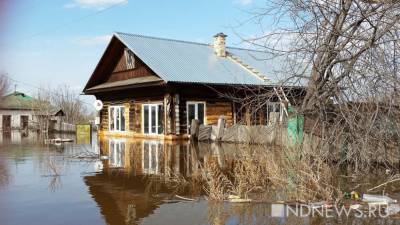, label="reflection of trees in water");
[0,160,10,188]
[41,155,64,192]
[48,175,62,192]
